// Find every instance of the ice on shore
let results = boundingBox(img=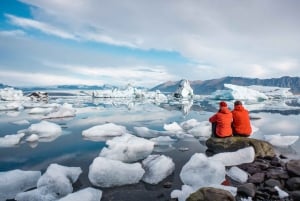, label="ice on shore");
[88,157,145,187]
[0,169,41,200]
[210,146,255,166]
[82,123,128,138]
[180,153,226,189]
[264,134,299,147]
[24,120,62,138]
[226,166,248,183]
[15,164,82,201]
[99,133,154,162]
[57,187,102,201]
[0,133,25,147]
[142,154,175,184]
